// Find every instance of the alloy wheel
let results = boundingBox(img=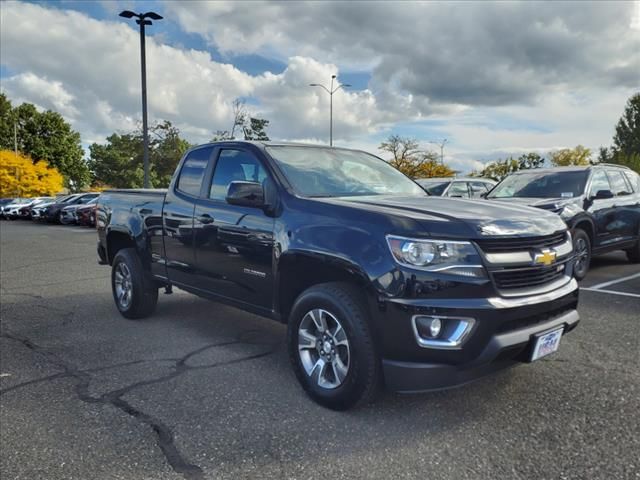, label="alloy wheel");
[298,308,350,389]
[114,262,133,309]
[574,237,589,276]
